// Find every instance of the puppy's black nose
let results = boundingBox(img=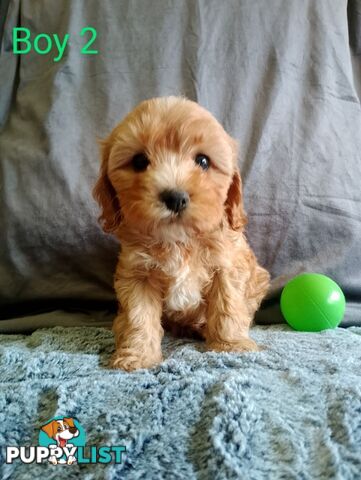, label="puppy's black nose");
[160,190,189,213]
[69,427,78,434]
